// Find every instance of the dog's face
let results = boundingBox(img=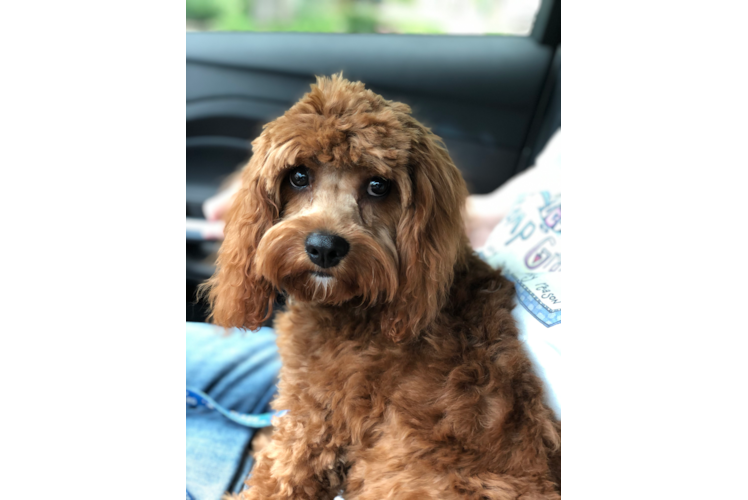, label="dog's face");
[255,158,404,307]
[202,75,468,341]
